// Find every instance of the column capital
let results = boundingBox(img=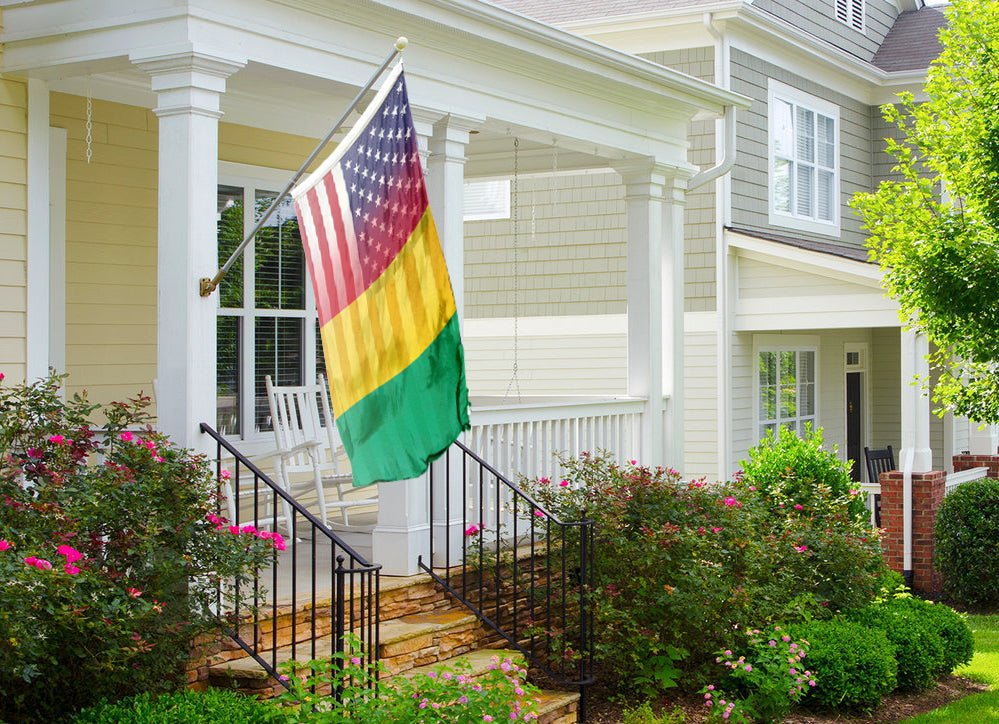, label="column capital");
[131,46,246,119]
[613,158,694,201]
